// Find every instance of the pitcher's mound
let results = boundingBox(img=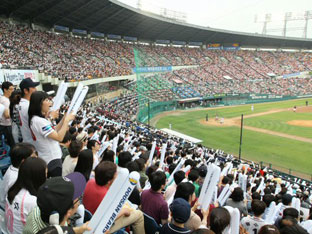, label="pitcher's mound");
[287,120,312,127]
